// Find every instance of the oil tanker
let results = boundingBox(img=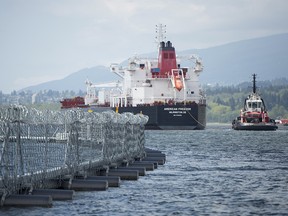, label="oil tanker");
[61,24,206,130]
